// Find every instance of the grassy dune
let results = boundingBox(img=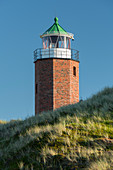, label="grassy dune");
[0,87,113,169]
